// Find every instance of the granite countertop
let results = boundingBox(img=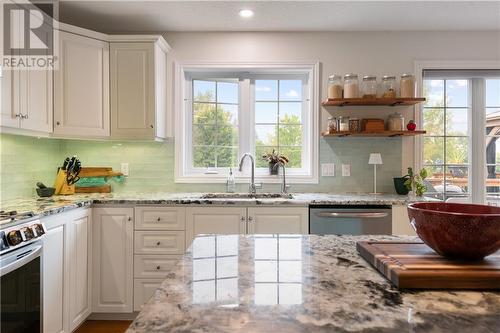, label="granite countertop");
[0,192,438,227]
[127,235,500,333]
